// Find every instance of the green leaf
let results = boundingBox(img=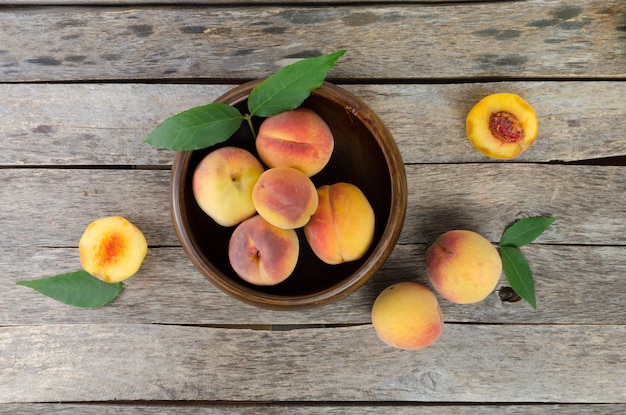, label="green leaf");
[500,246,537,309]
[16,270,124,308]
[247,50,347,118]
[500,217,556,248]
[143,102,244,151]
